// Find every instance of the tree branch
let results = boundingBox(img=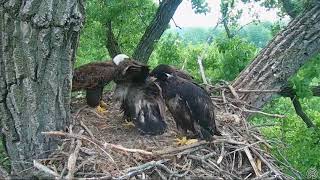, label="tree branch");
[279,85,316,128]
[132,0,183,63]
[106,21,122,58]
[280,0,299,18]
